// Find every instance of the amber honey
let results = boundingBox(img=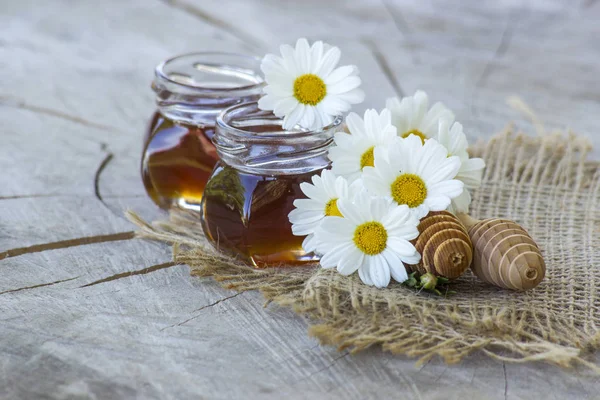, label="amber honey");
[200,102,341,267]
[202,164,321,266]
[141,52,265,210]
[141,111,218,210]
